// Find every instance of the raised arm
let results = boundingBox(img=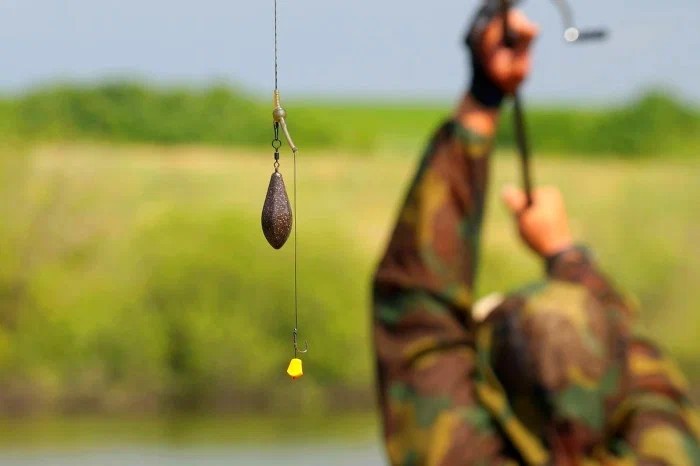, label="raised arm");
[496,186,700,465]
[373,9,538,466]
[374,8,538,334]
